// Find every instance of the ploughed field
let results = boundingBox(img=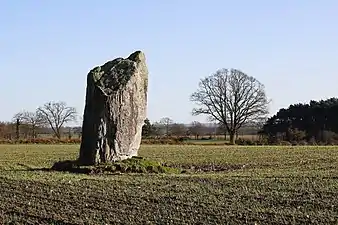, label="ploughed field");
[0,145,337,225]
